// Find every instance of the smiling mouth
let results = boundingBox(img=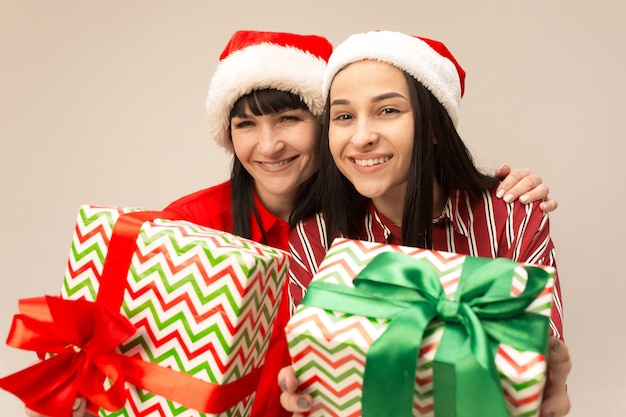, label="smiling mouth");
[353,156,391,167]
[260,156,297,168]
